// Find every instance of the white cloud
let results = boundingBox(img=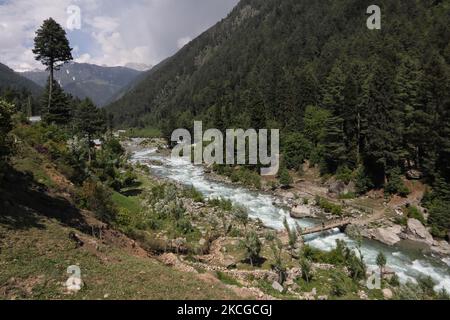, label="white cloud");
[0,0,239,71]
[177,36,192,49]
